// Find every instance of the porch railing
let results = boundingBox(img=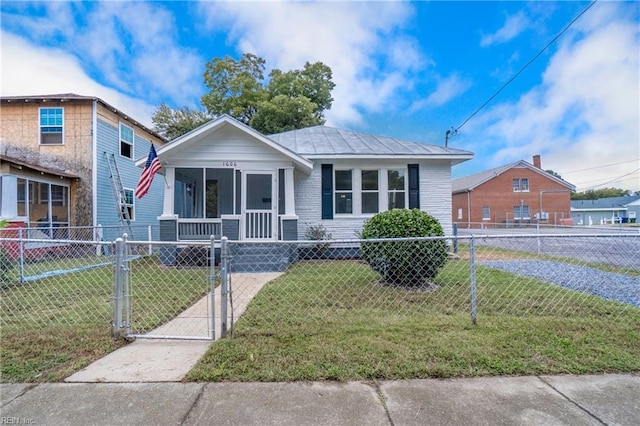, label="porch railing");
[177,219,222,240]
[245,210,273,240]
